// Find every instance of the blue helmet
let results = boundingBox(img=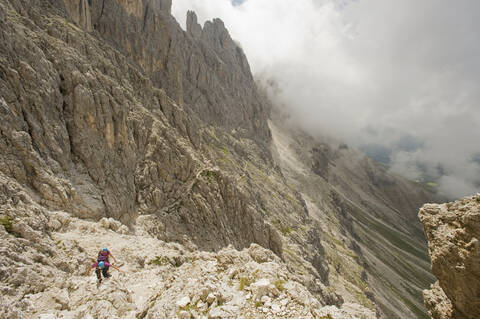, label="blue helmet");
[98,261,105,269]
[102,248,108,252]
